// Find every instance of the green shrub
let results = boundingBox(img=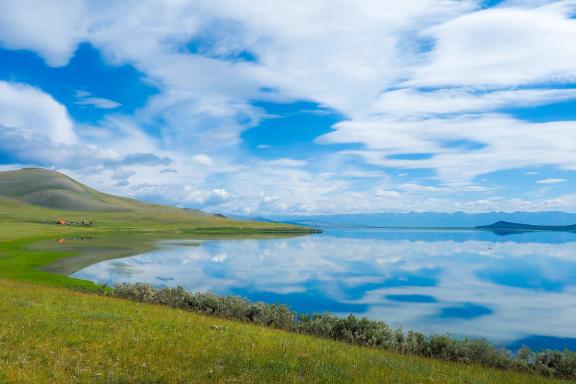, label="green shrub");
[110,283,294,329]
